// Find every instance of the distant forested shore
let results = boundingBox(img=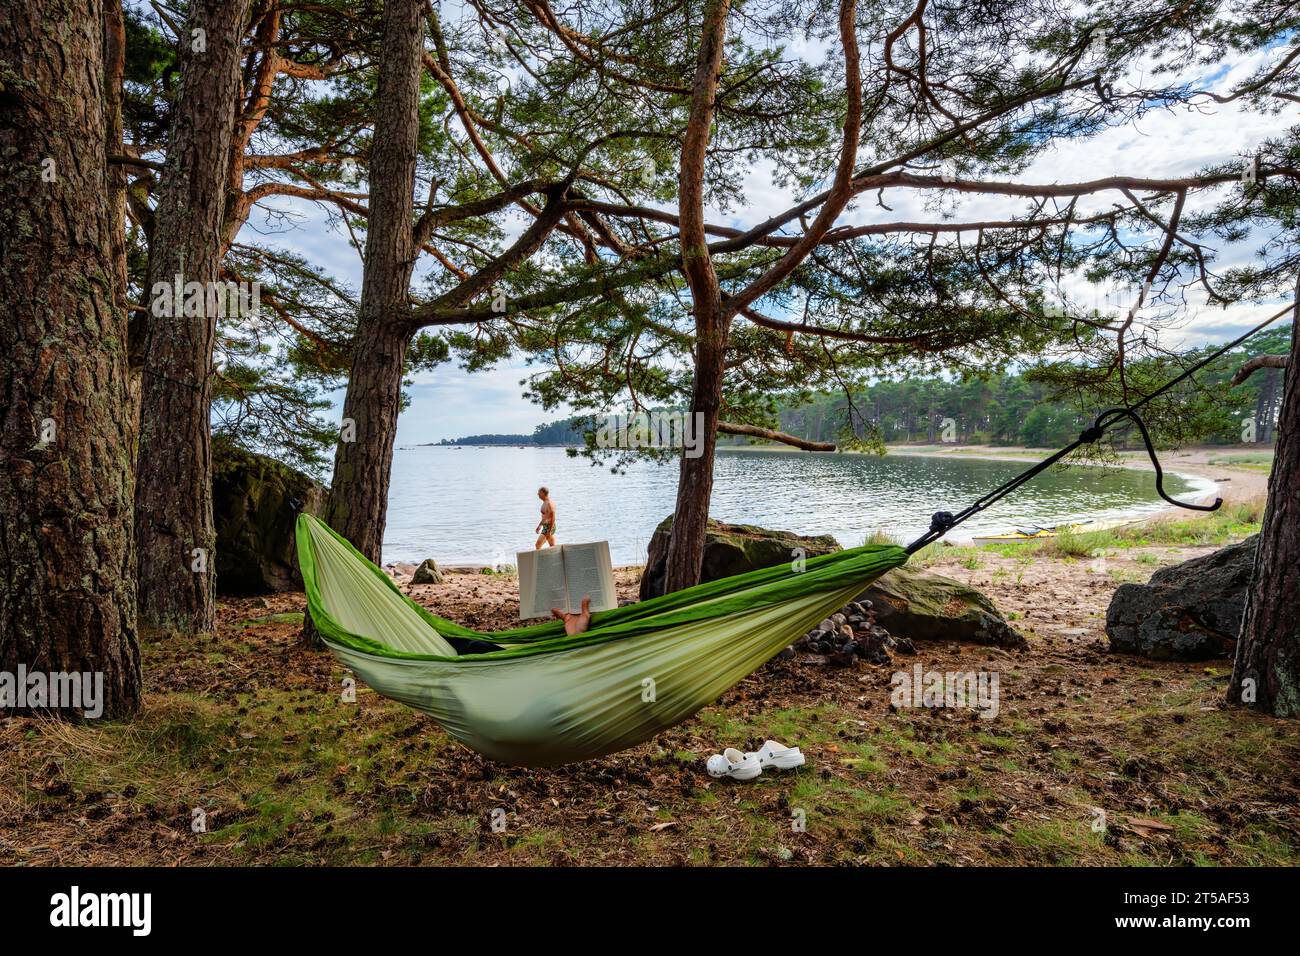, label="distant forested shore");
[432,331,1289,450]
